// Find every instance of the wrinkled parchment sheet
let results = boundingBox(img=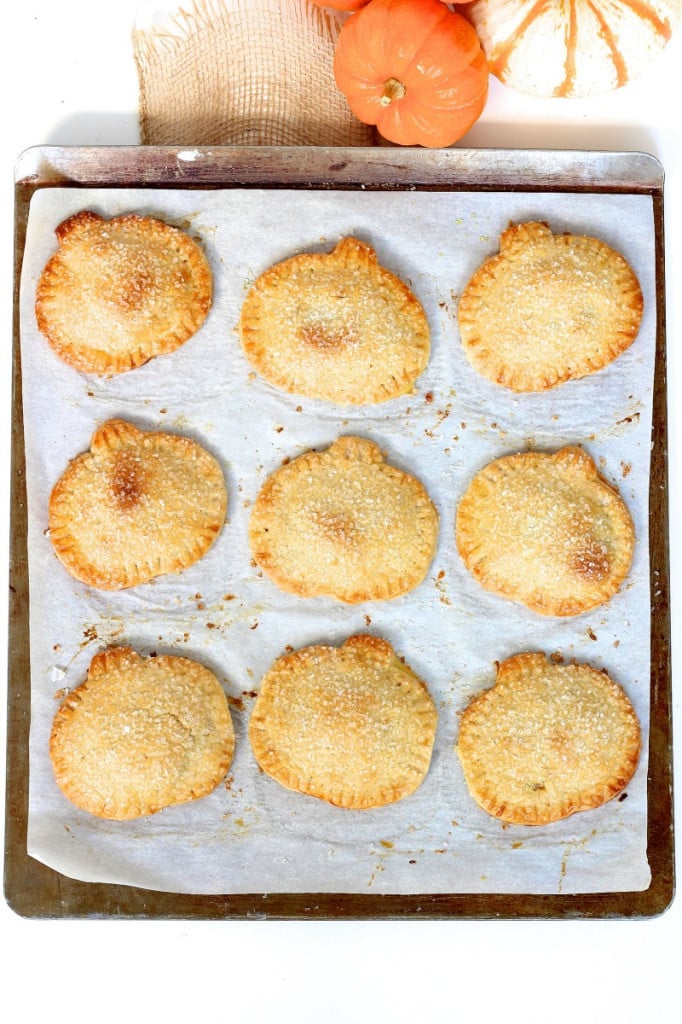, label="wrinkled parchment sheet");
[21,182,656,895]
